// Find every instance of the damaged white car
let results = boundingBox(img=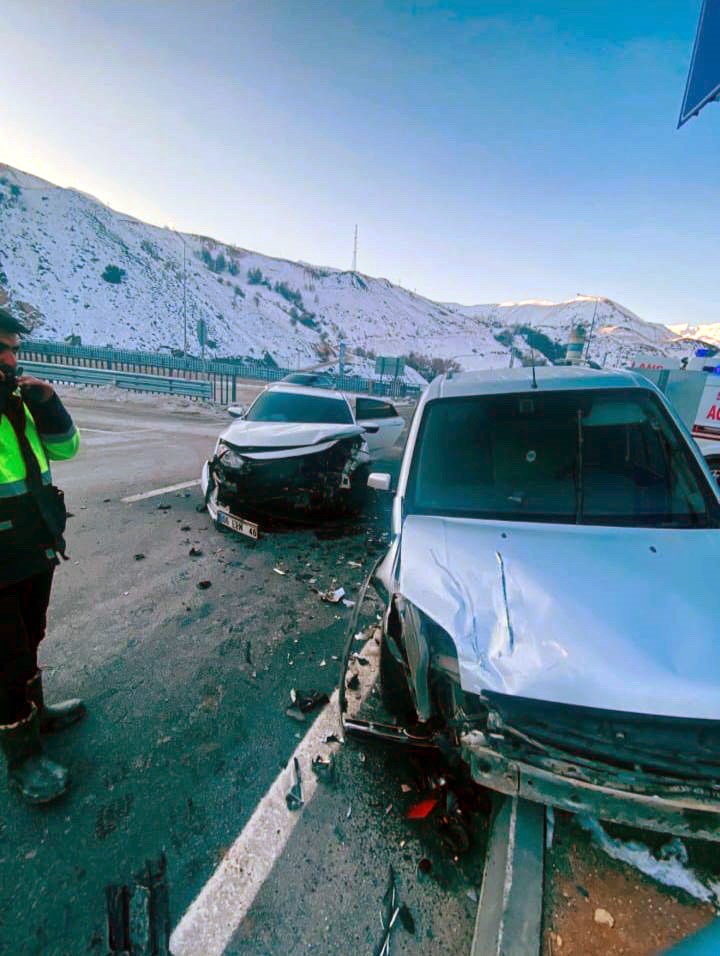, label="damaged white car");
[201,383,404,536]
[369,367,720,839]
